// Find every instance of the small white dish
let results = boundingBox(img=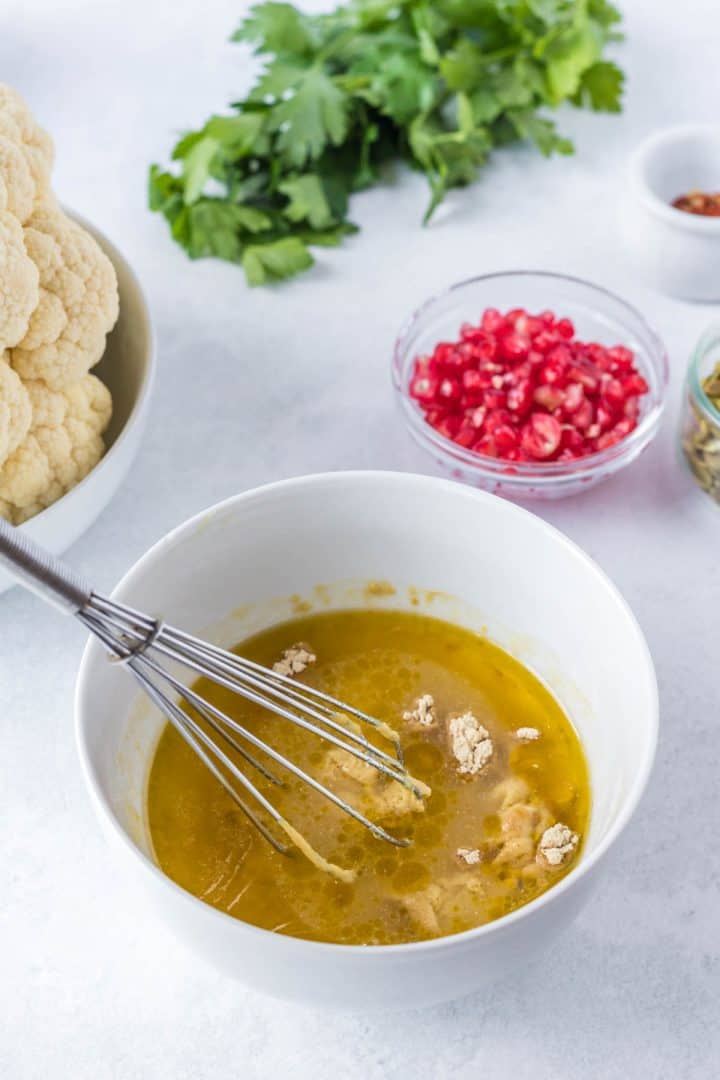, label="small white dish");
[0,210,155,596]
[75,471,658,1011]
[625,125,720,301]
